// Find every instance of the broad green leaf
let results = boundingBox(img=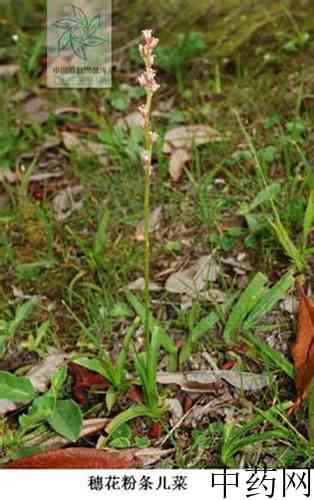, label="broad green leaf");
[0,371,36,402]
[48,399,82,442]
[303,190,314,250]
[73,356,114,384]
[19,393,55,431]
[243,271,295,331]
[109,437,131,449]
[223,273,268,344]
